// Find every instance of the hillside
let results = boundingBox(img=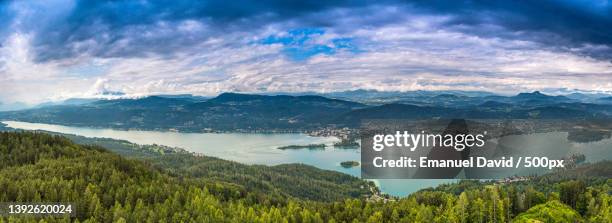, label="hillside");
[513,200,583,223]
[0,132,249,222]
[10,131,373,202]
[2,92,611,132]
[1,93,366,131]
[1,132,610,222]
